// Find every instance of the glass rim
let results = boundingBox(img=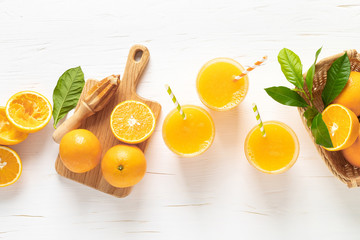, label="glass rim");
[196,57,249,111]
[244,120,300,174]
[162,104,215,157]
